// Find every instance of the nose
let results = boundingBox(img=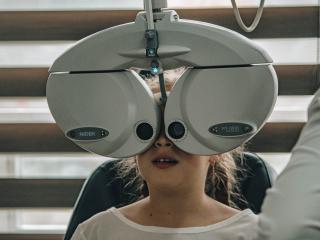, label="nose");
[154,105,173,148]
[154,132,173,148]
